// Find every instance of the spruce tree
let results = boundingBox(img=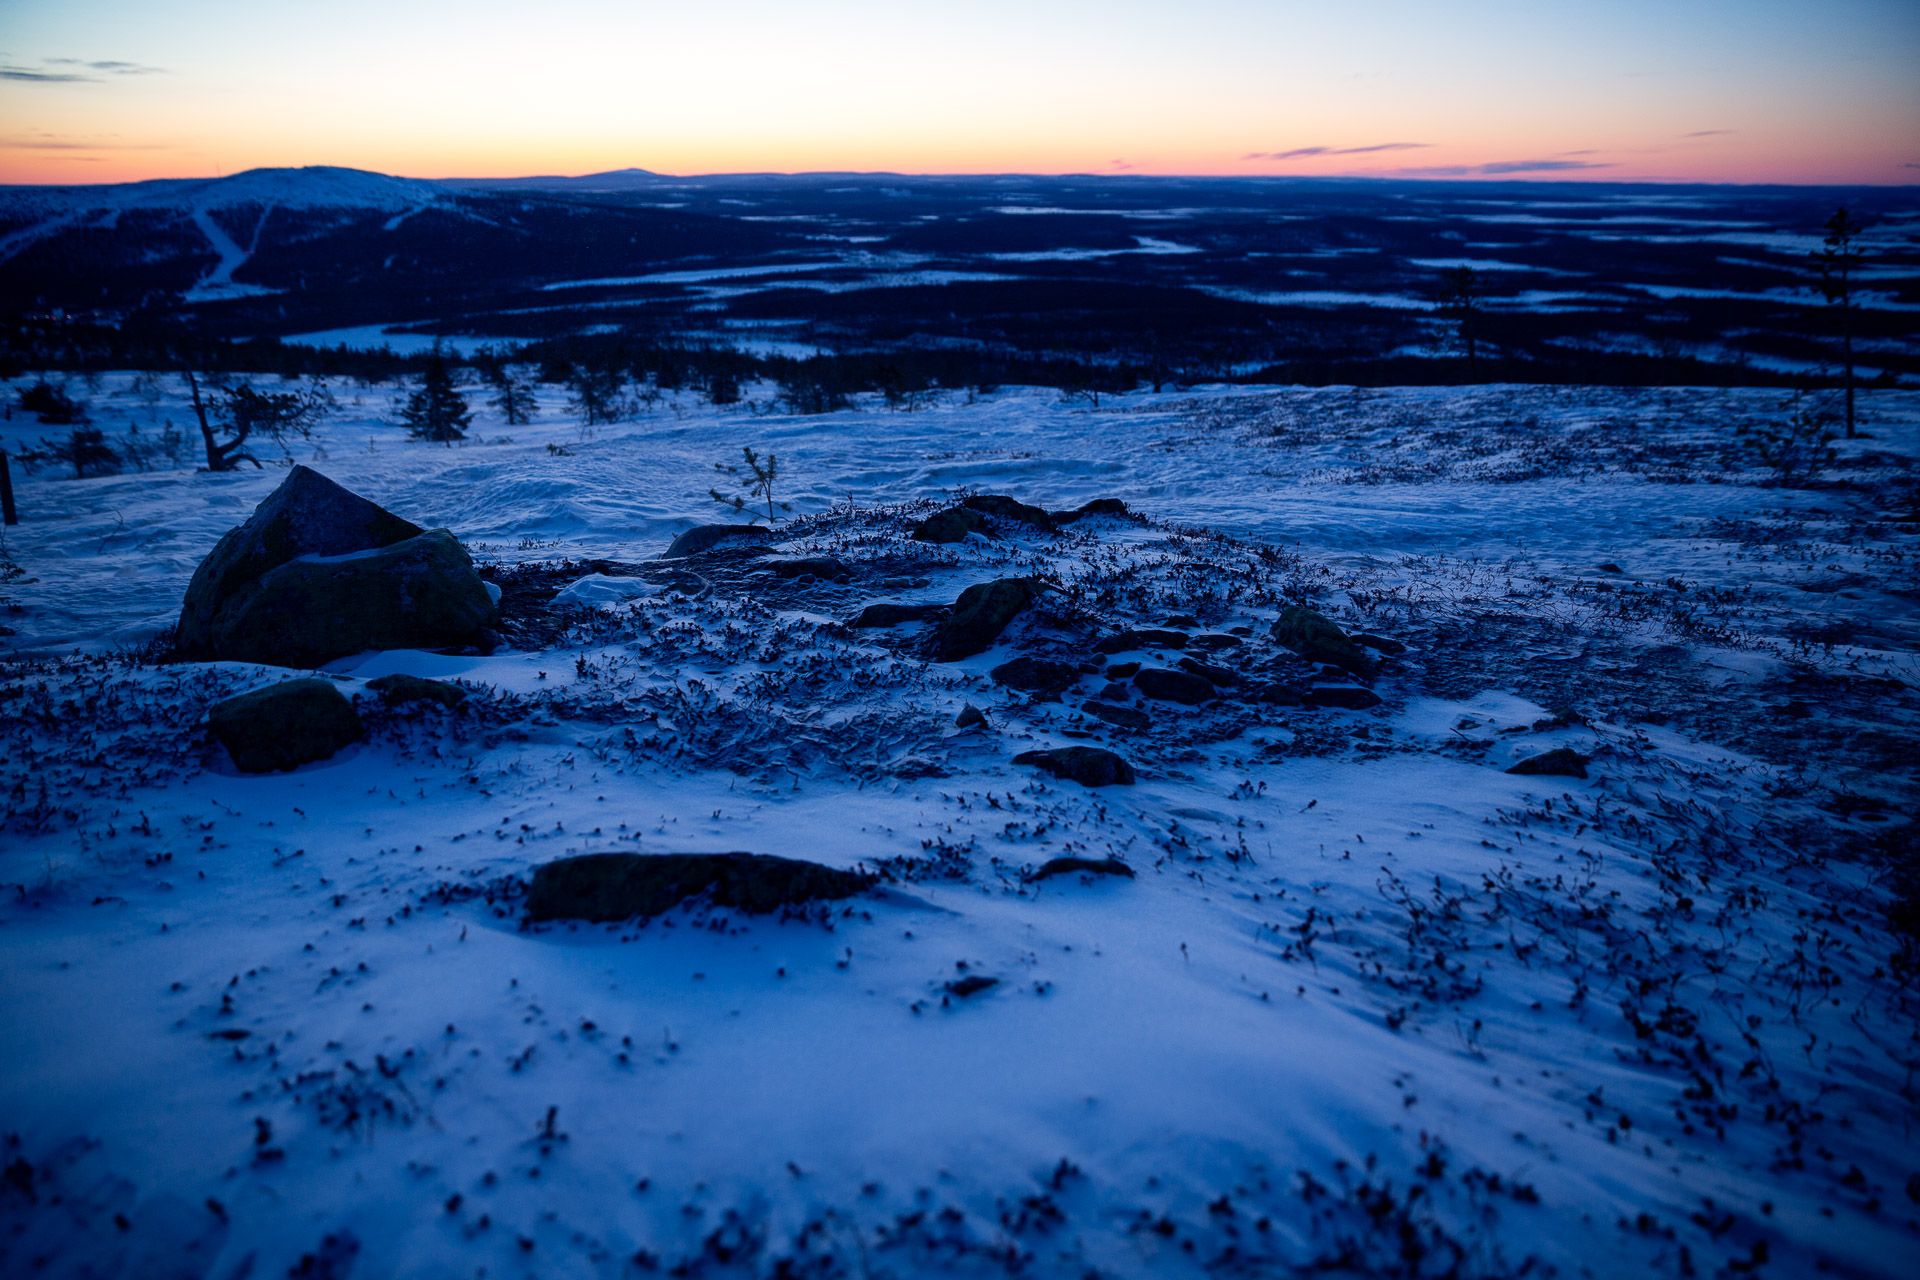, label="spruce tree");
[403,345,472,444]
